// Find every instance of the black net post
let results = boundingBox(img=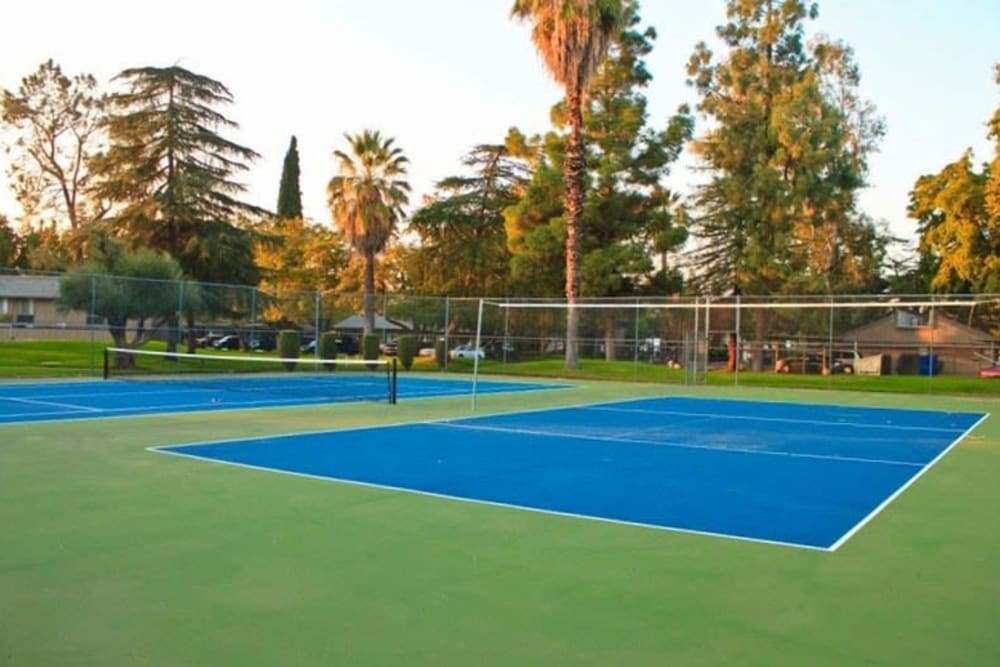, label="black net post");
[389,358,398,405]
